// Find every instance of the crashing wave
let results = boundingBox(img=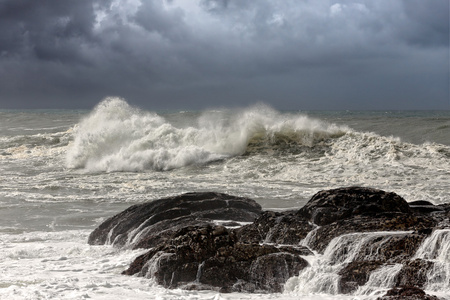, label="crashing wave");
[66,97,348,172]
